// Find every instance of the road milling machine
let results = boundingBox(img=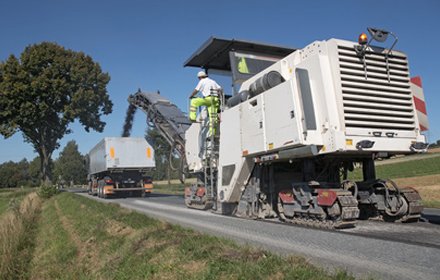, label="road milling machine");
[126,28,428,228]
